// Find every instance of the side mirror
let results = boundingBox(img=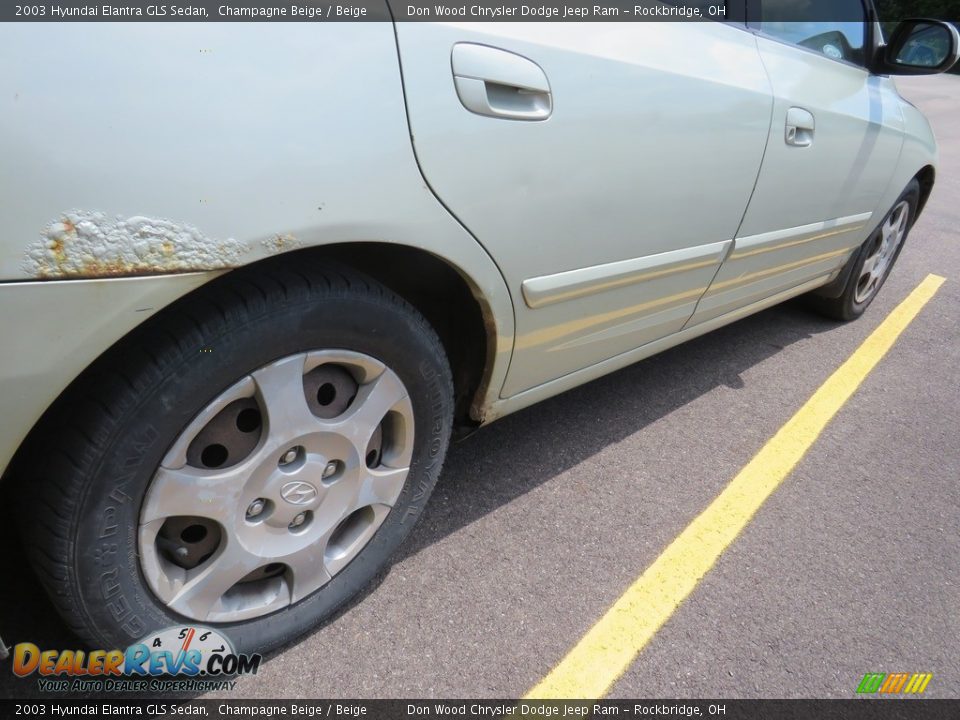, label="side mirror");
[877,19,960,75]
